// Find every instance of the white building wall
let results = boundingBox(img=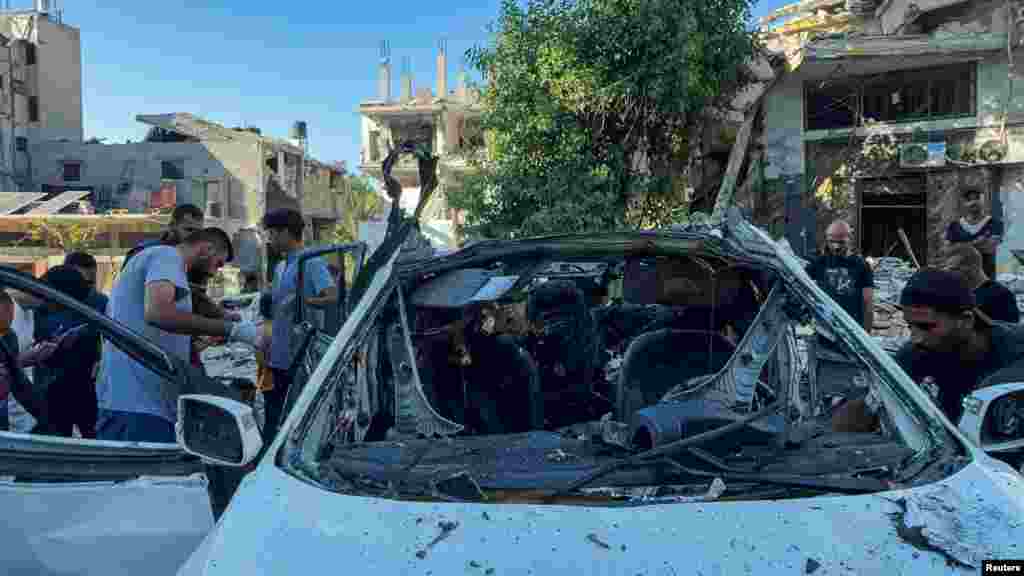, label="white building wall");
[0,11,83,191]
[33,16,83,143]
[30,141,251,237]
